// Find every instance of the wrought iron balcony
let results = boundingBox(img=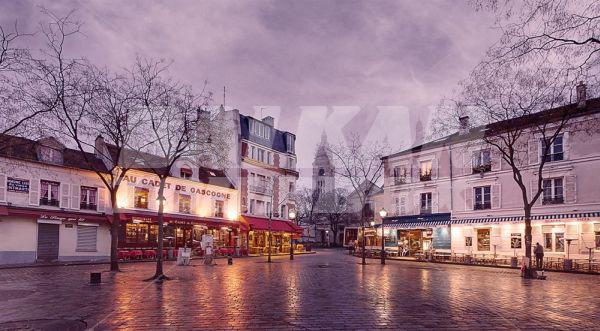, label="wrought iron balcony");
[472,163,492,174]
[40,197,59,207]
[542,196,564,205]
[474,202,491,210]
[419,170,432,182]
[249,185,271,195]
[80,202,97,211]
